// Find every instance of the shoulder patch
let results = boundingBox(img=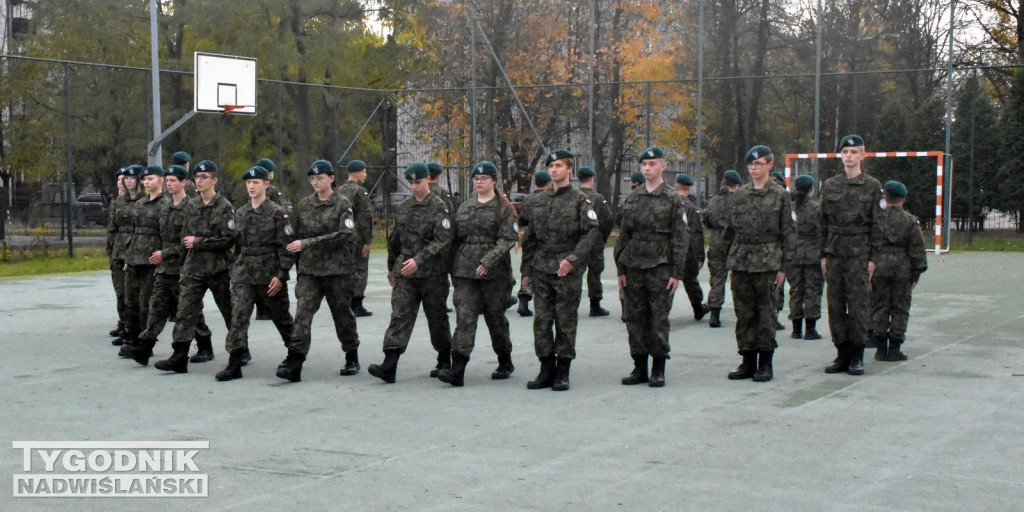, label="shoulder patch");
[284,225,294,236]
[345,218,355,230]
[442,218,451,230]
[879,199,887,210]
[348,208,353,214]
[587,209,598,221]
[791,211,797,222]
[585,199,593,205]
[227,219,235,230]
[513,222,519,232]
[682,212,689,225]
